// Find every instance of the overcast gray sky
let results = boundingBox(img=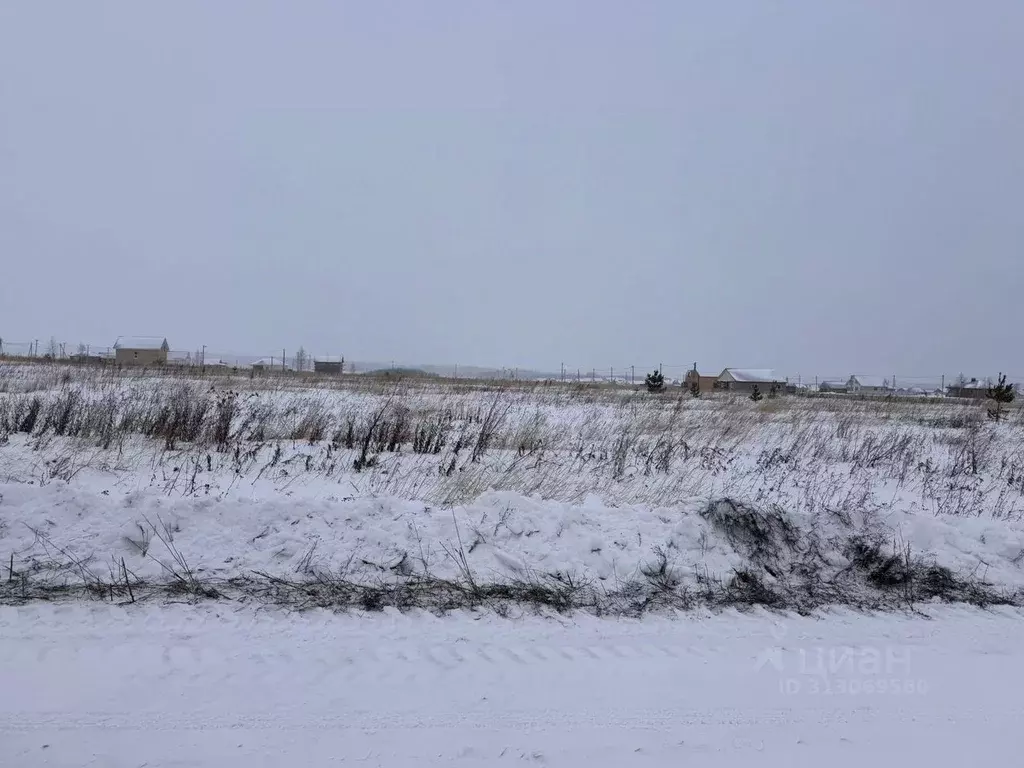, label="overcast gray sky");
[1,1,1021,379]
